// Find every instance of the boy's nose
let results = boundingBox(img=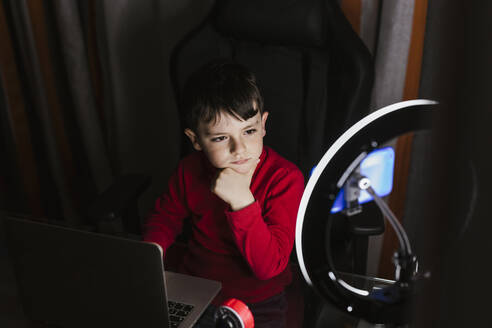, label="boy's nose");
[231,138,246,155]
